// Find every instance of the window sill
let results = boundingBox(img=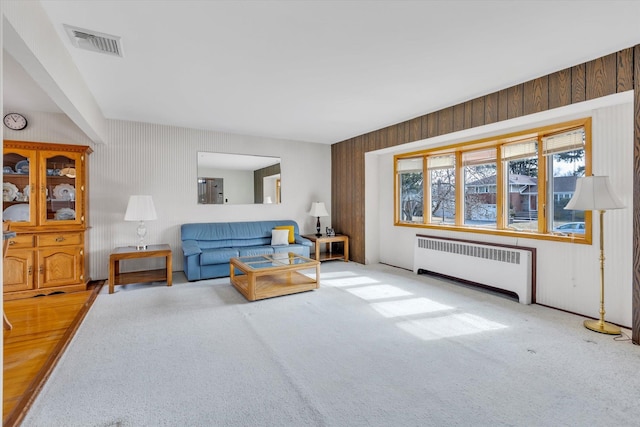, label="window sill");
[395,221,591,245]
